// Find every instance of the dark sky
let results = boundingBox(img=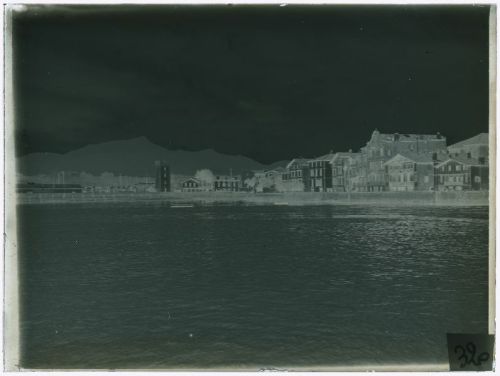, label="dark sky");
[13,5,490,164]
